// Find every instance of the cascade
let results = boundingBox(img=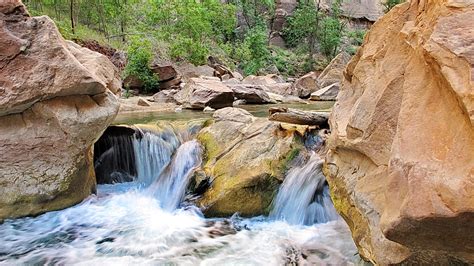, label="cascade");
[147,140,203,210]
[133,128,181,186]
[270,152,339,225]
